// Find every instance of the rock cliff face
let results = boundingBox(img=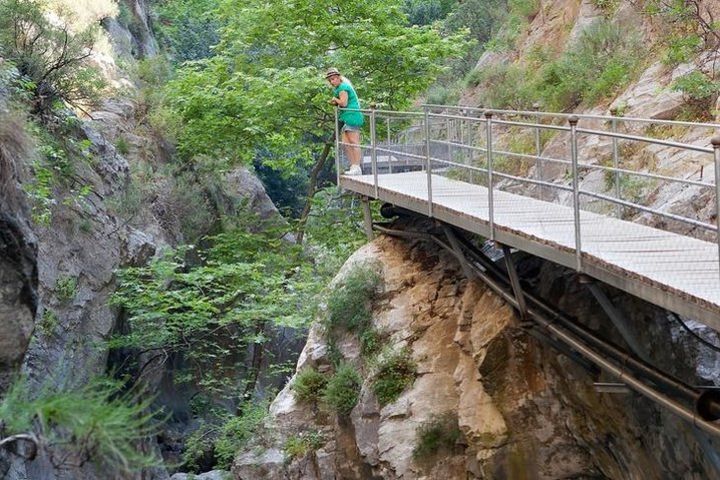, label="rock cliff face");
[0,1,284,478]
[234,230,719,479]
[0,104,36,393]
